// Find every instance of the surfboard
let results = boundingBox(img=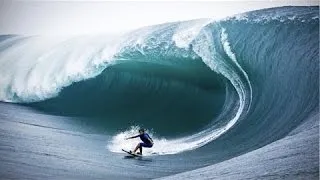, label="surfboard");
[122,149,142,157]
